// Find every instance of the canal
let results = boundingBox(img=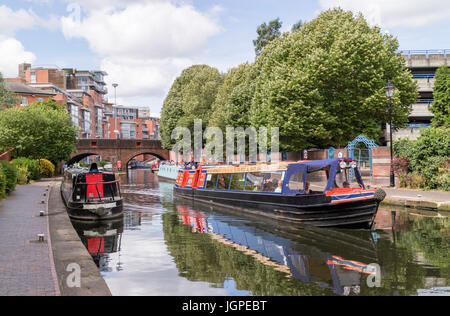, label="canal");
[71,169,449,296]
